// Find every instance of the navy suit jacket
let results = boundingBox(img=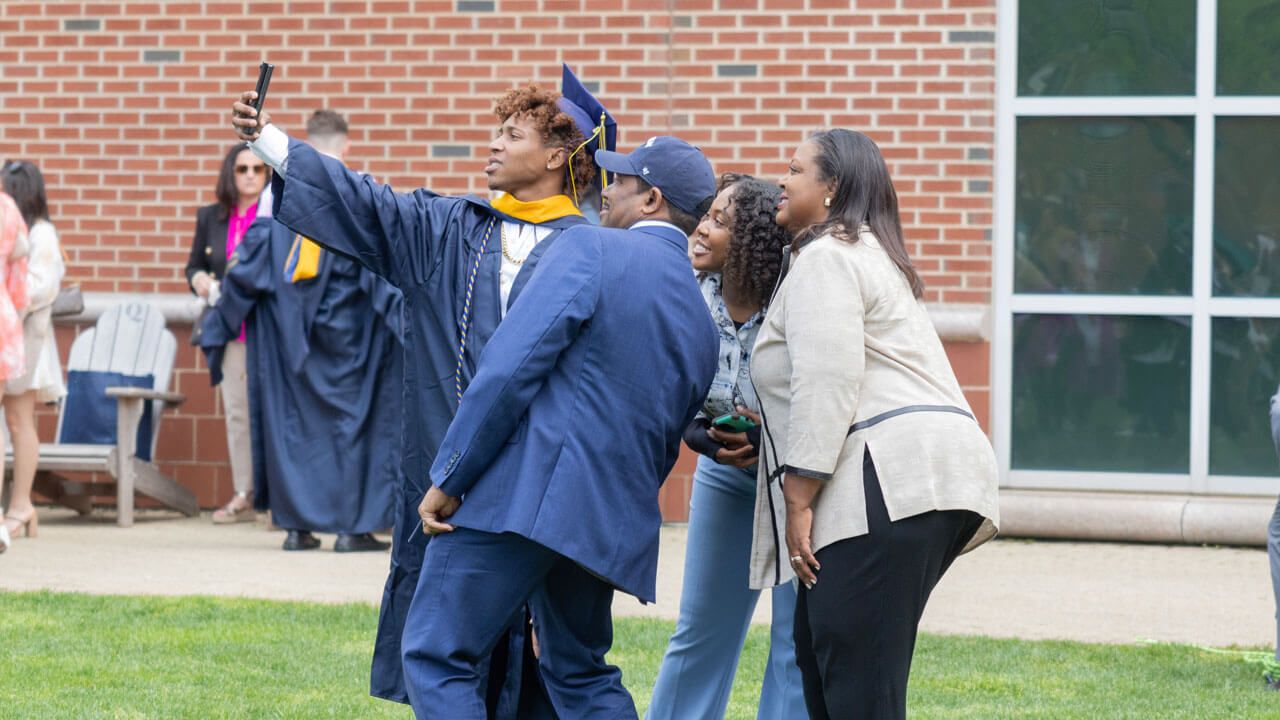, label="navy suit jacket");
[430,221,718,603]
